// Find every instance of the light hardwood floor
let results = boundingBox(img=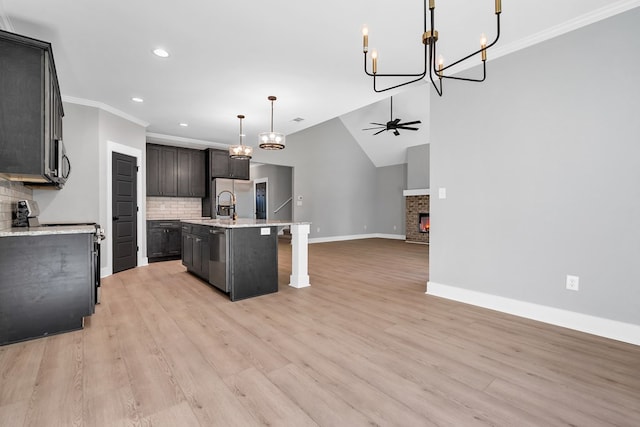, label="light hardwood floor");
[1,238,639,426]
